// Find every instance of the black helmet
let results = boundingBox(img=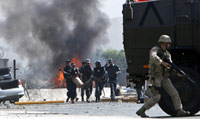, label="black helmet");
[82,61,86,65]
[66,59,71,63]
[95,60,101,65]
[108,58,113,63]
[71,62,76,67]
